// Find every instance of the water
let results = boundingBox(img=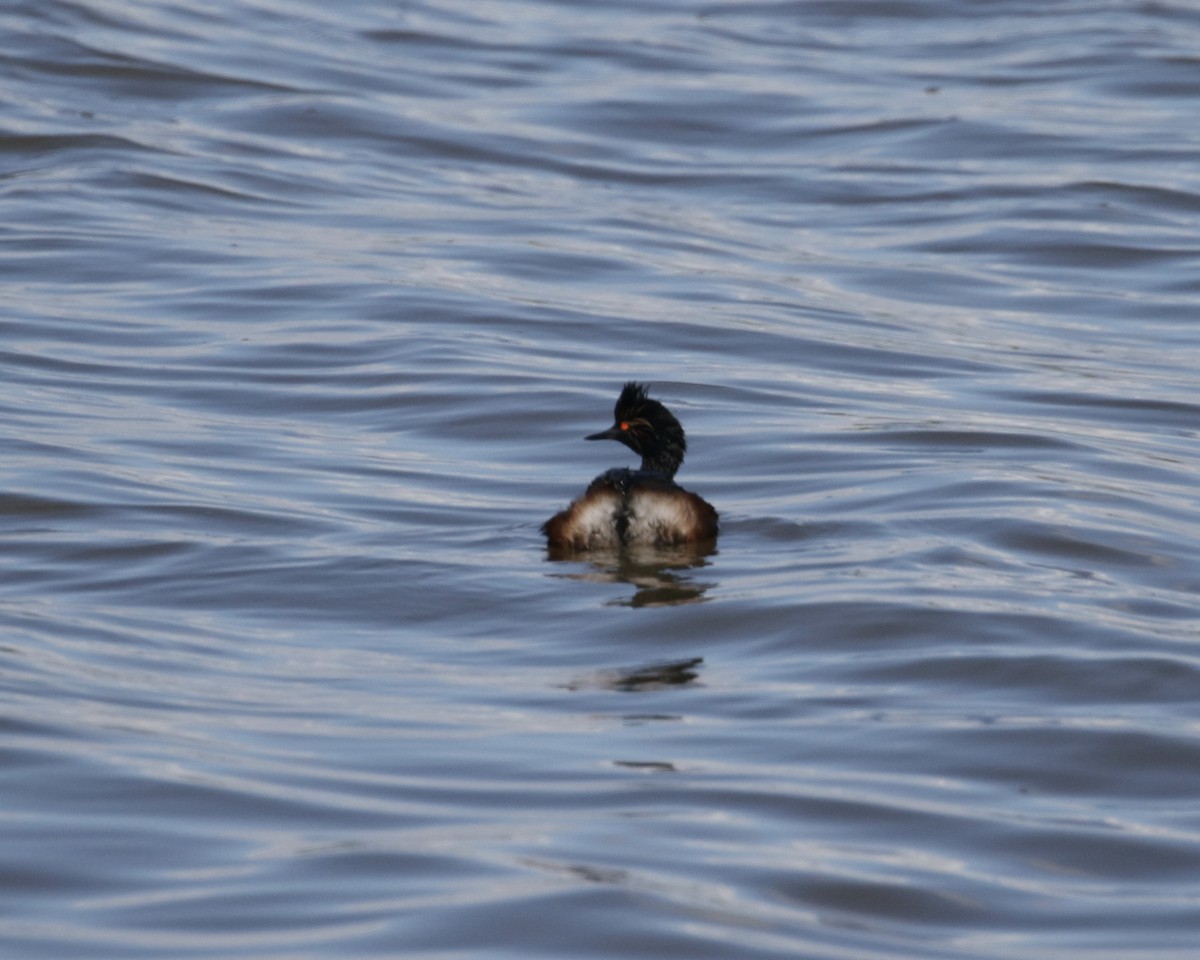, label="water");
[3,1,1200,956]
